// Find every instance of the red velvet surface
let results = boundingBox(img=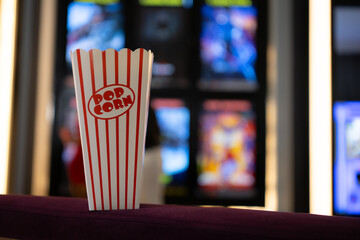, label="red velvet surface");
[0,194,360,239]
